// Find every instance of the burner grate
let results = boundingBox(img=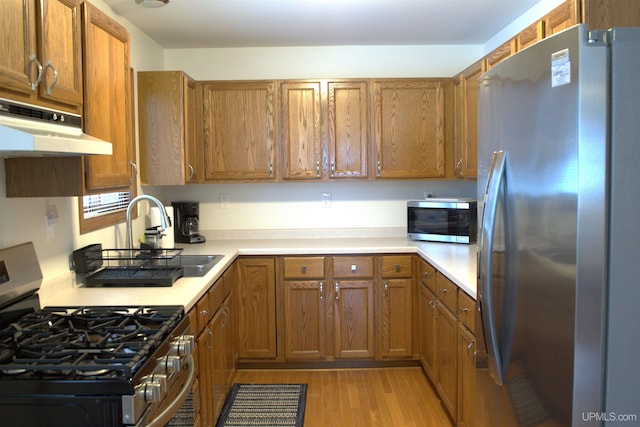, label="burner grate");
[0,306,183,380]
